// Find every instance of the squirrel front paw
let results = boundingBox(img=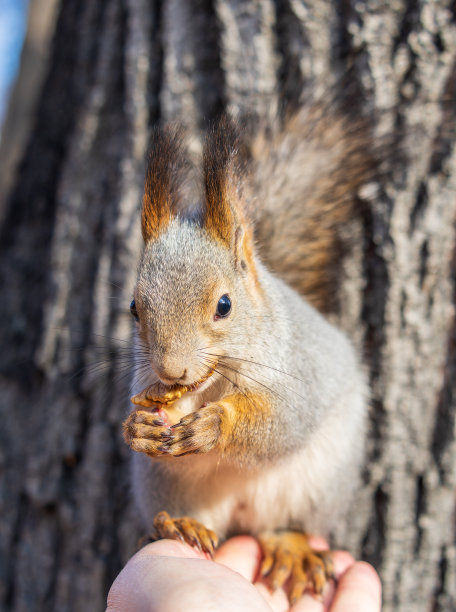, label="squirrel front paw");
[123,409,173,456]
[166,403,223,455]
[123,404,224,457]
